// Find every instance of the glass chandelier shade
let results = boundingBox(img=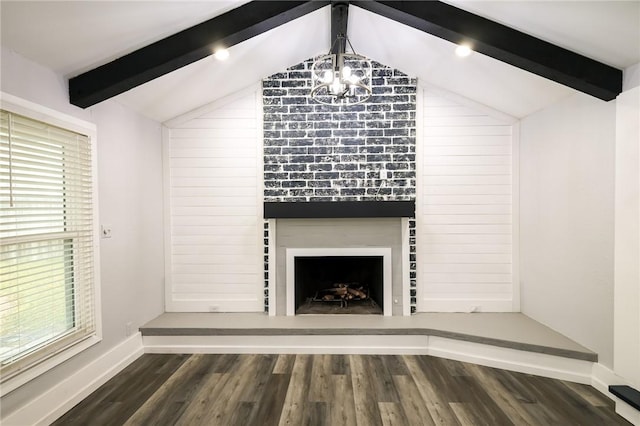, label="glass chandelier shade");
[310,35,372,105]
